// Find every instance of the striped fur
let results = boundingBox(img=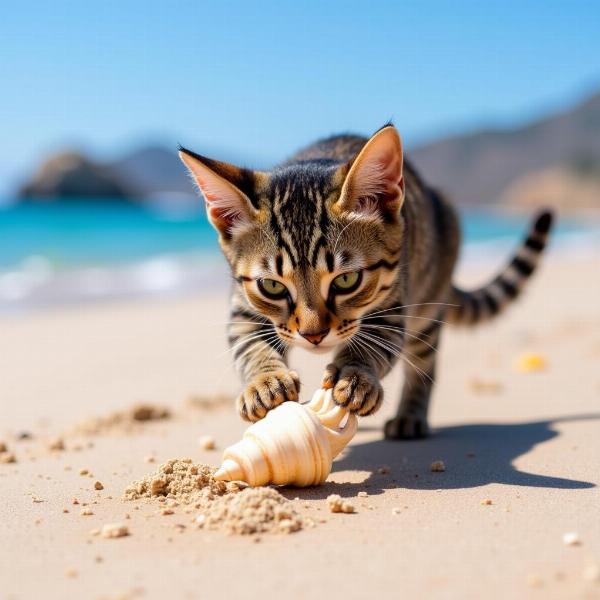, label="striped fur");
[180,126,554,437]
[447,211,554,325]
